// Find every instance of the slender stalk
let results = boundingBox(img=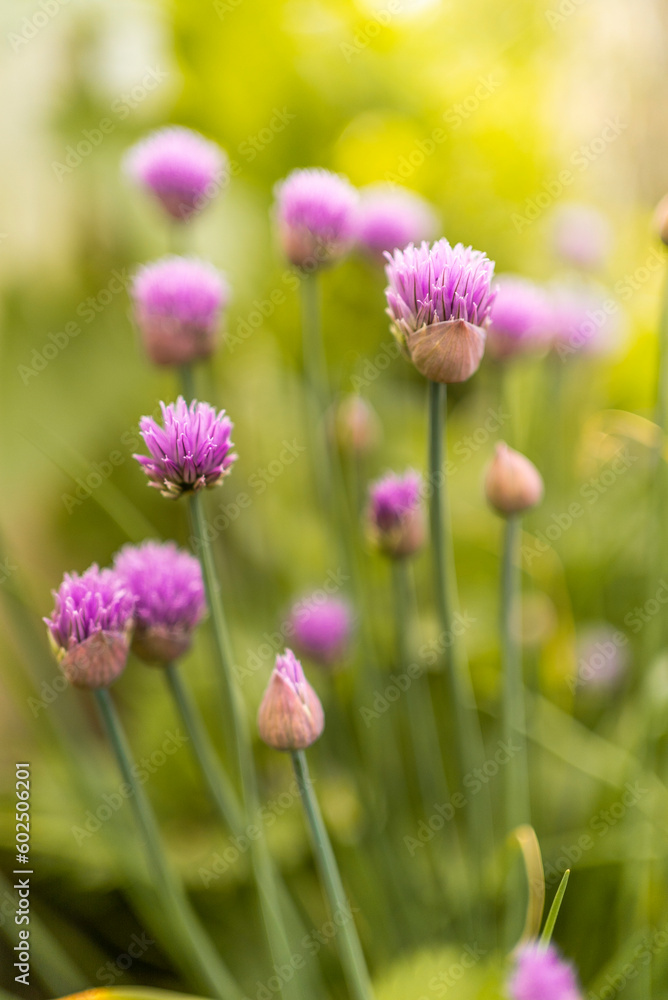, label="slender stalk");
[164,661,245,836]
[427,381,493,865]
[93,688,243,1000]
[300,272,329,419]
[391,558,448,818]
[291,750,374,1000]
[180,363,197,402]
[189,492,302,1000]
[501,514,530,833]
[391,557,472,935]
[540,869,570,948]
